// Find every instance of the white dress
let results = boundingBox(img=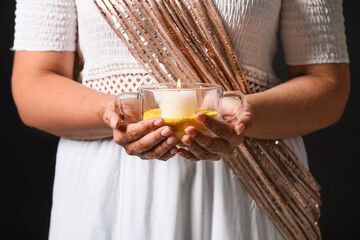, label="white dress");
[13,0,349,239]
